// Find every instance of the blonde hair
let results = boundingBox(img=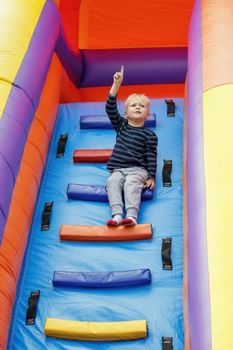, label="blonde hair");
[125,93,150,112]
